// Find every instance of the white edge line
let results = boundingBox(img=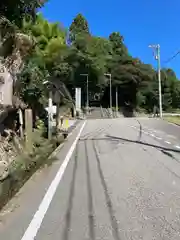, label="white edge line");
[165,141,171,144]
[142,130,147,134]
[175,145,180,149]
[21,120,86,240]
